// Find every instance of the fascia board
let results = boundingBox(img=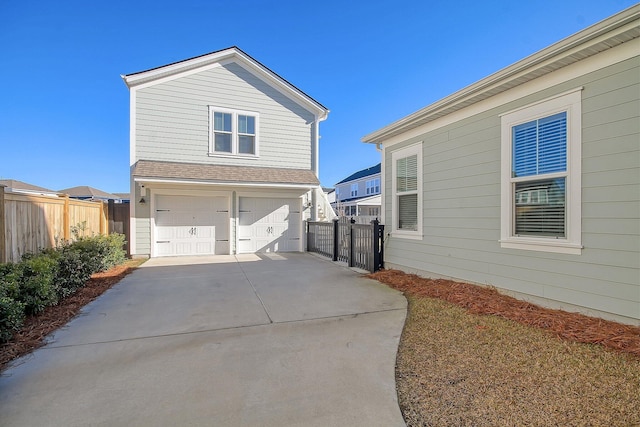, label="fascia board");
[362,5,640,144]
[133,177,317,189]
